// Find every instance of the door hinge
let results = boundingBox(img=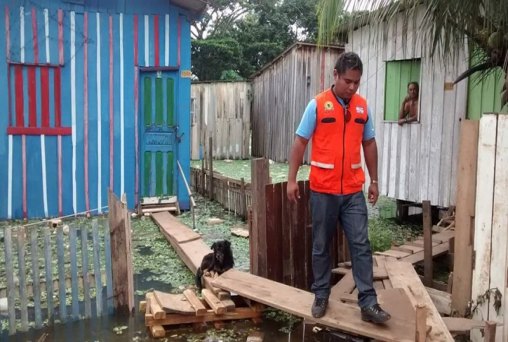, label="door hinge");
[472,250,476,269]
